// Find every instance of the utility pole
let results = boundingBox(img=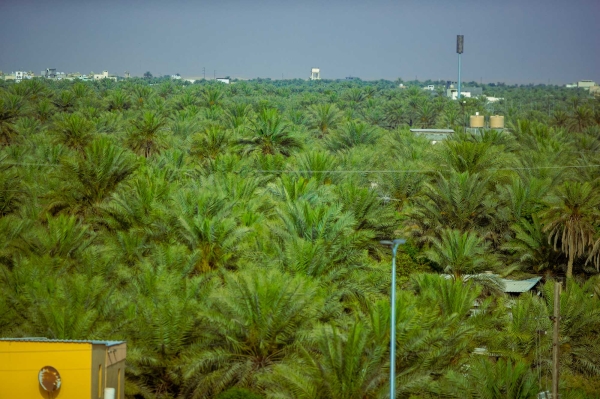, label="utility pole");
[552,281,561,398]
